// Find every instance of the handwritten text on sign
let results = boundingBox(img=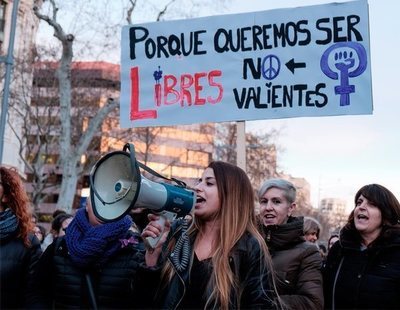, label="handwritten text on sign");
[120,0,372,127]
